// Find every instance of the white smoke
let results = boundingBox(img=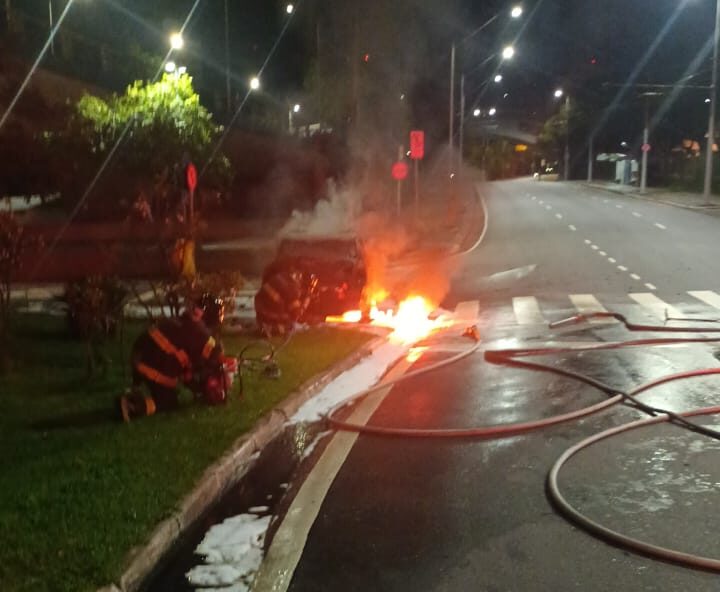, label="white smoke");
[279,180,359,237]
